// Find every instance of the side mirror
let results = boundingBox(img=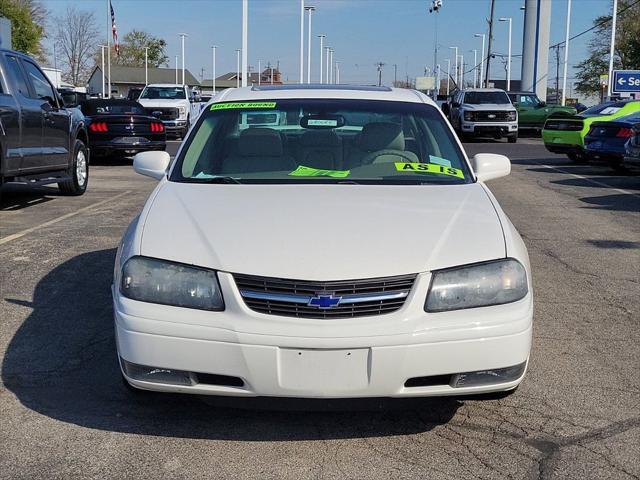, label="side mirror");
[539,101,546,108]
[133,151,171,180]
[471,153,511,182]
